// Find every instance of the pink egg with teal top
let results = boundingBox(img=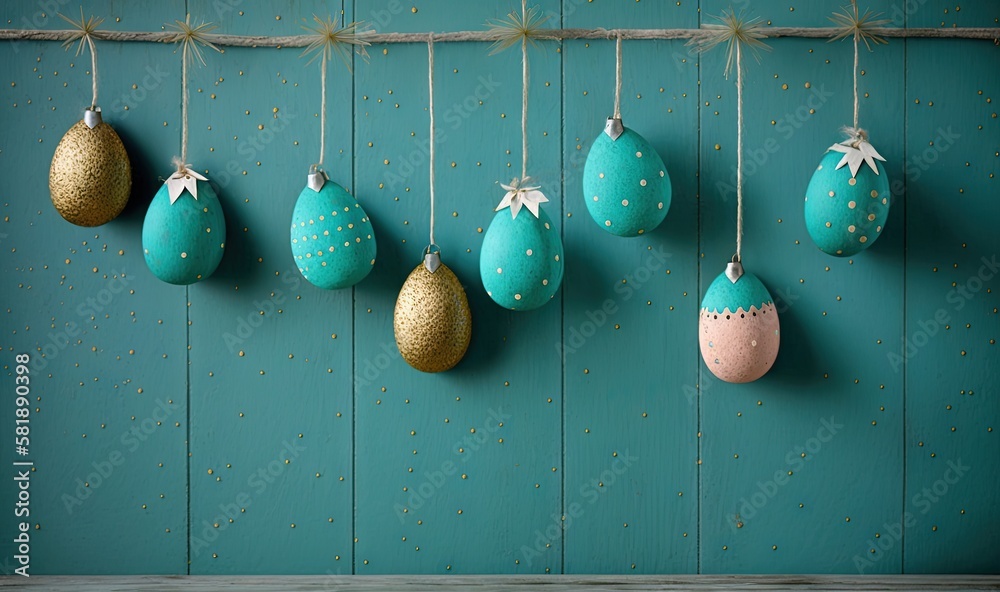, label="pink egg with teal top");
[804,137,890,257]
[583,119,671,237]
[142,172,226,285]
[480,184,563,311]
[290,170,376,289]
[699,261,780,383]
